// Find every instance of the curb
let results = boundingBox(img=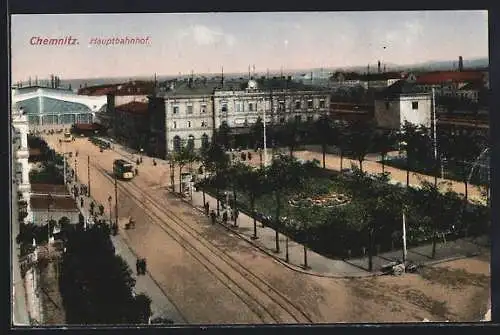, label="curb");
[420,252,481,267]
[179,196,381,279]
